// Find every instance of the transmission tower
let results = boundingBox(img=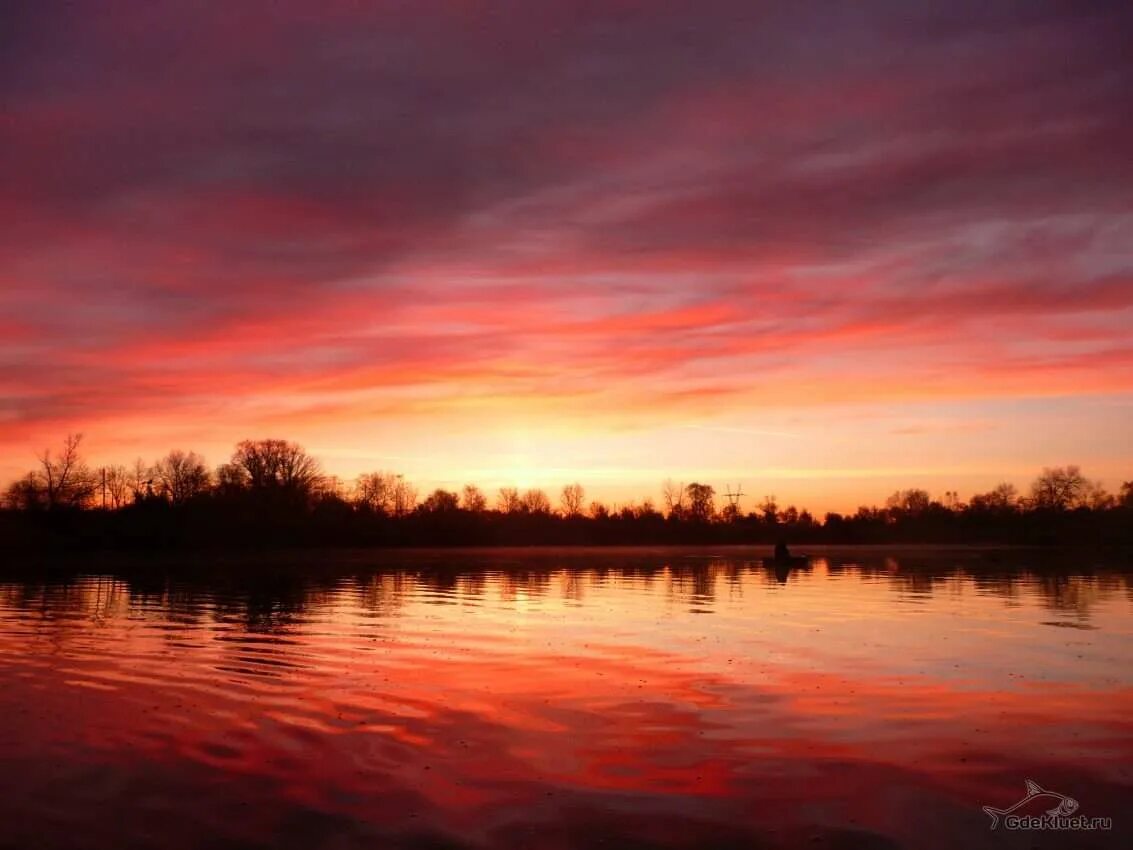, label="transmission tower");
[724,483,745,512]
